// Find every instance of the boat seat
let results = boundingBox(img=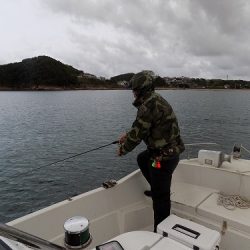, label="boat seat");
[171,182,250,236]
[171,182,218,215]
[197,193,250,234]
